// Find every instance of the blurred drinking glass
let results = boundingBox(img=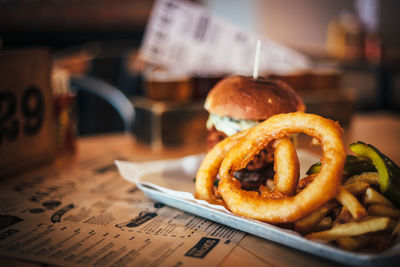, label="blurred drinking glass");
[191,73,226,100]
[143,68,192,102]
[52,67,77,153]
